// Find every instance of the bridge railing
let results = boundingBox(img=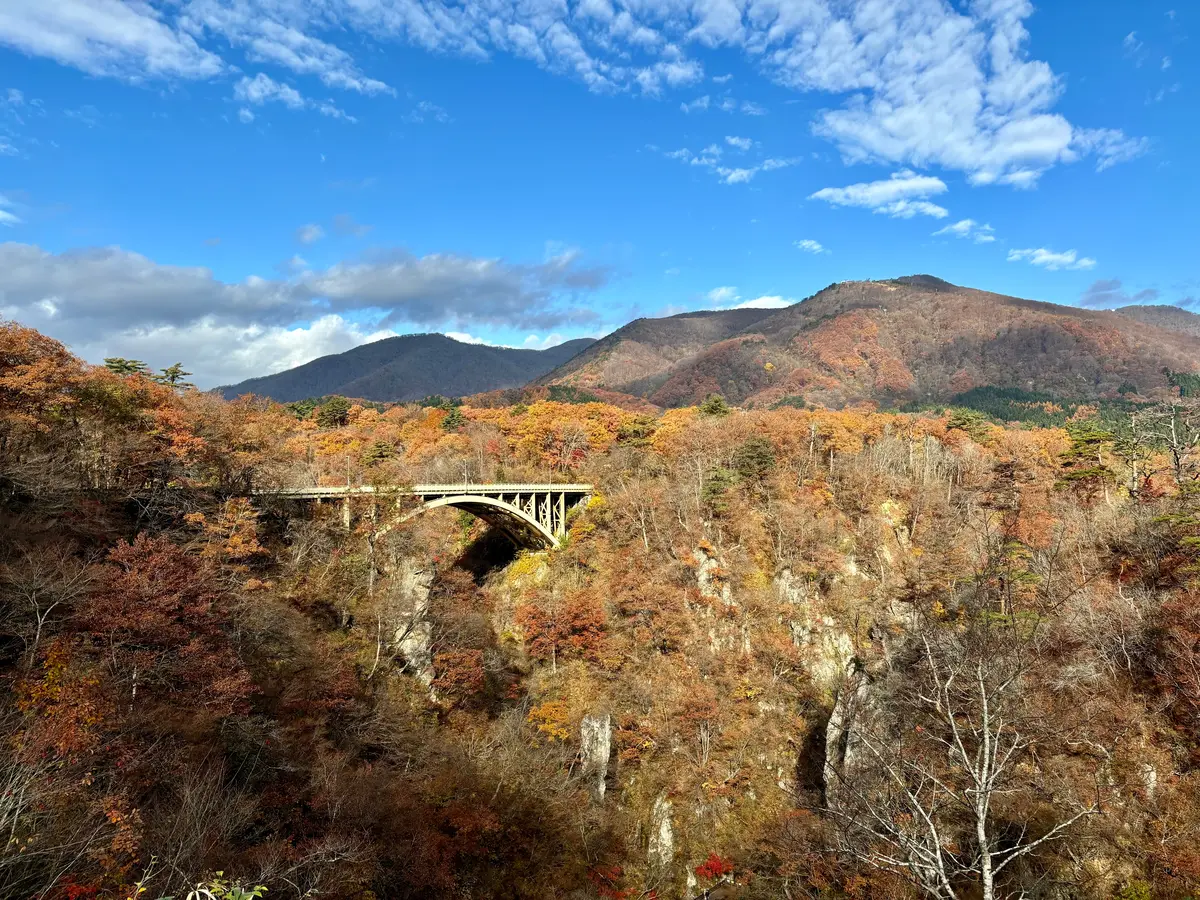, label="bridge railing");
[255,483,593,498]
